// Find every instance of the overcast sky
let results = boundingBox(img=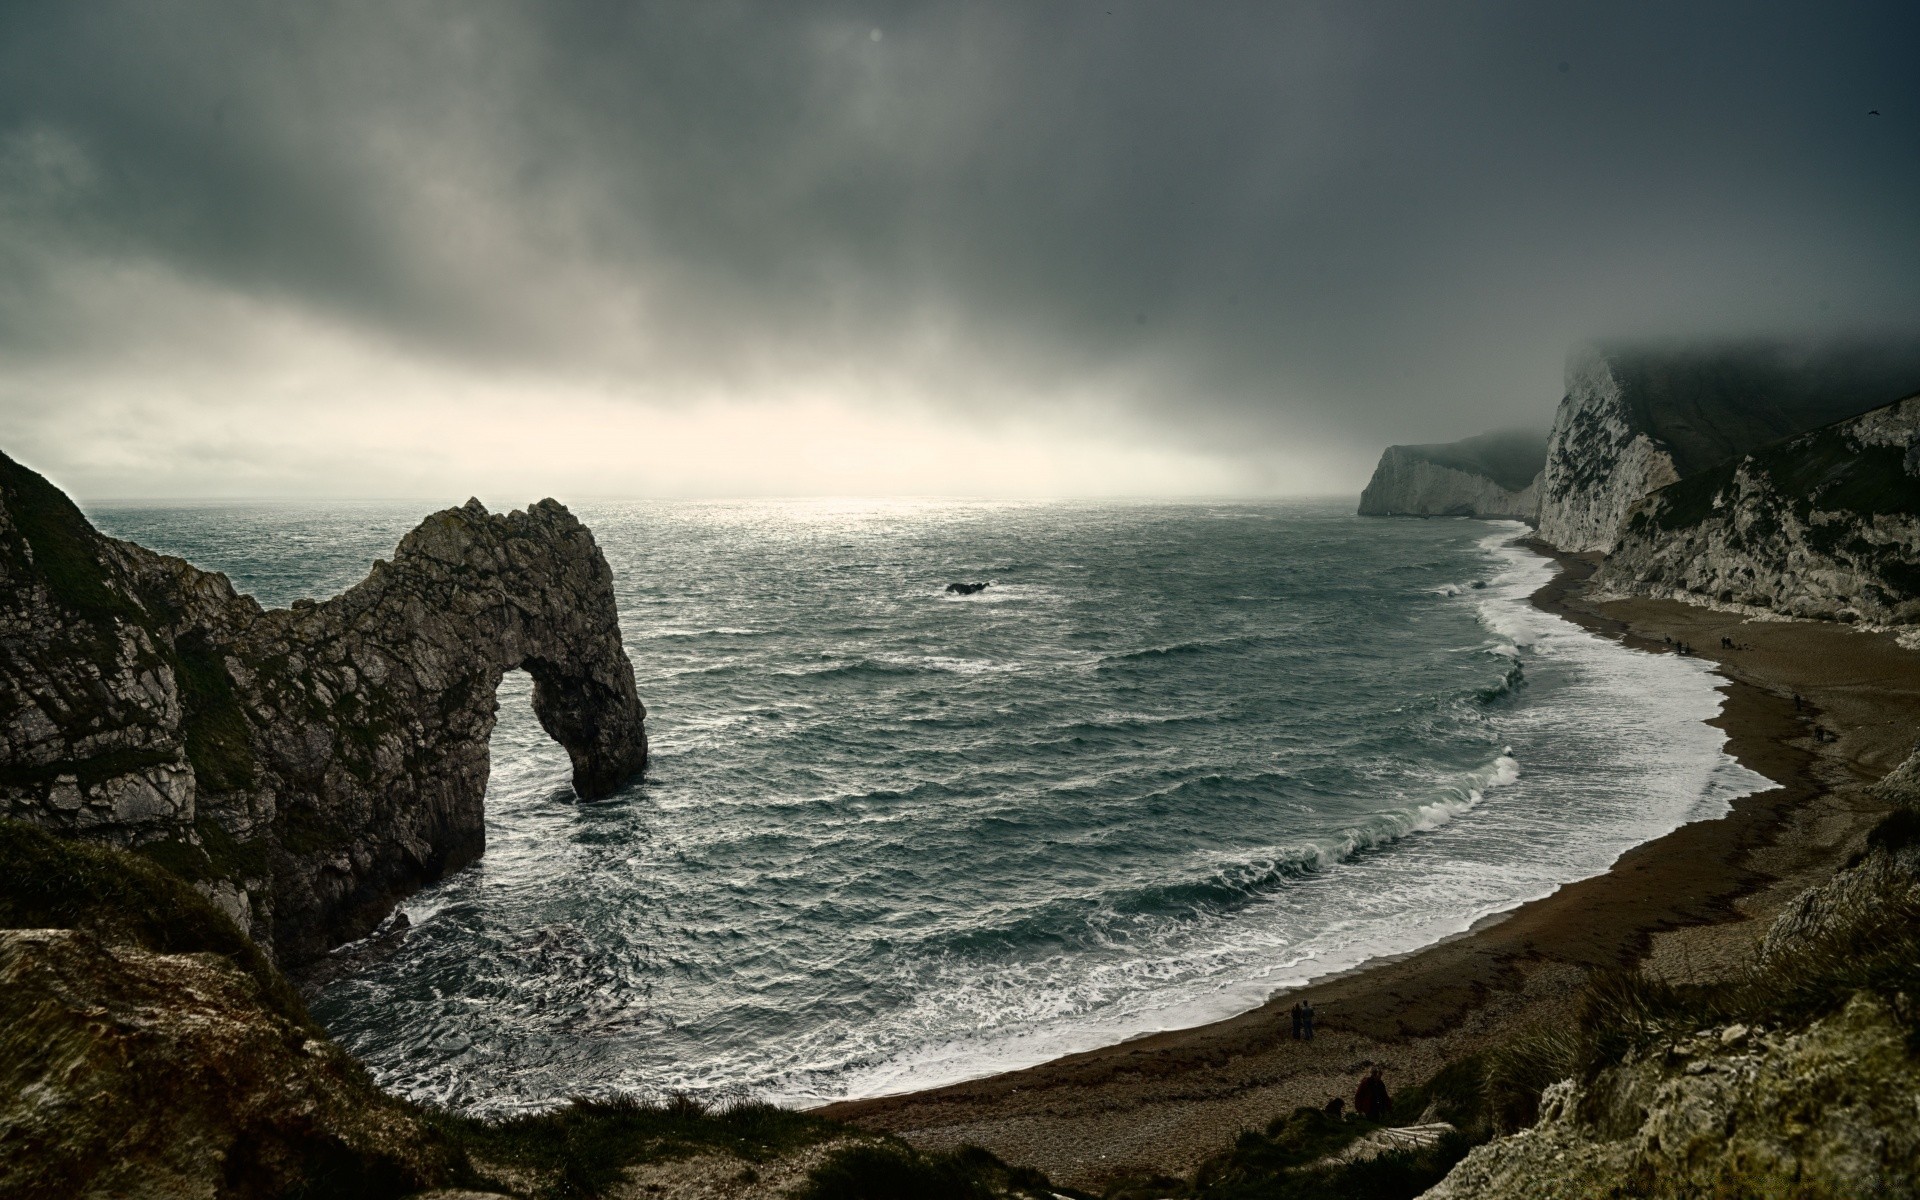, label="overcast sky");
[2,1,1916,501]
